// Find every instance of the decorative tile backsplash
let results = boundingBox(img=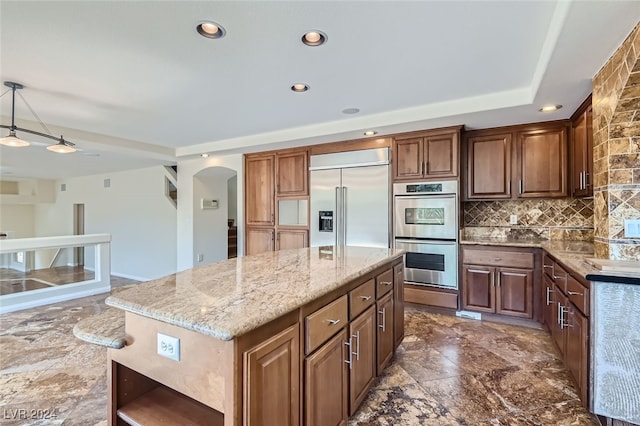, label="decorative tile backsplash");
[464,199,594,241]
